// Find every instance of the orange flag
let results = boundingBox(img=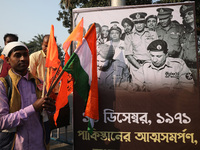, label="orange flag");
[45,25,61,92]
[63,18,83,52]
[53,53,73,126]
[53,18,84,125]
